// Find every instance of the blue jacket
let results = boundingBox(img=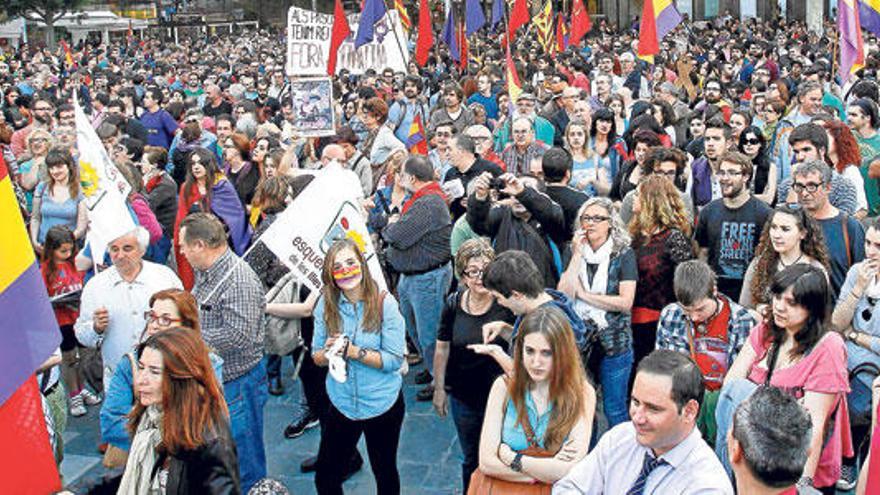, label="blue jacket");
[100,351,224,450]
[312,293,405,420]
[512,289,588,350]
